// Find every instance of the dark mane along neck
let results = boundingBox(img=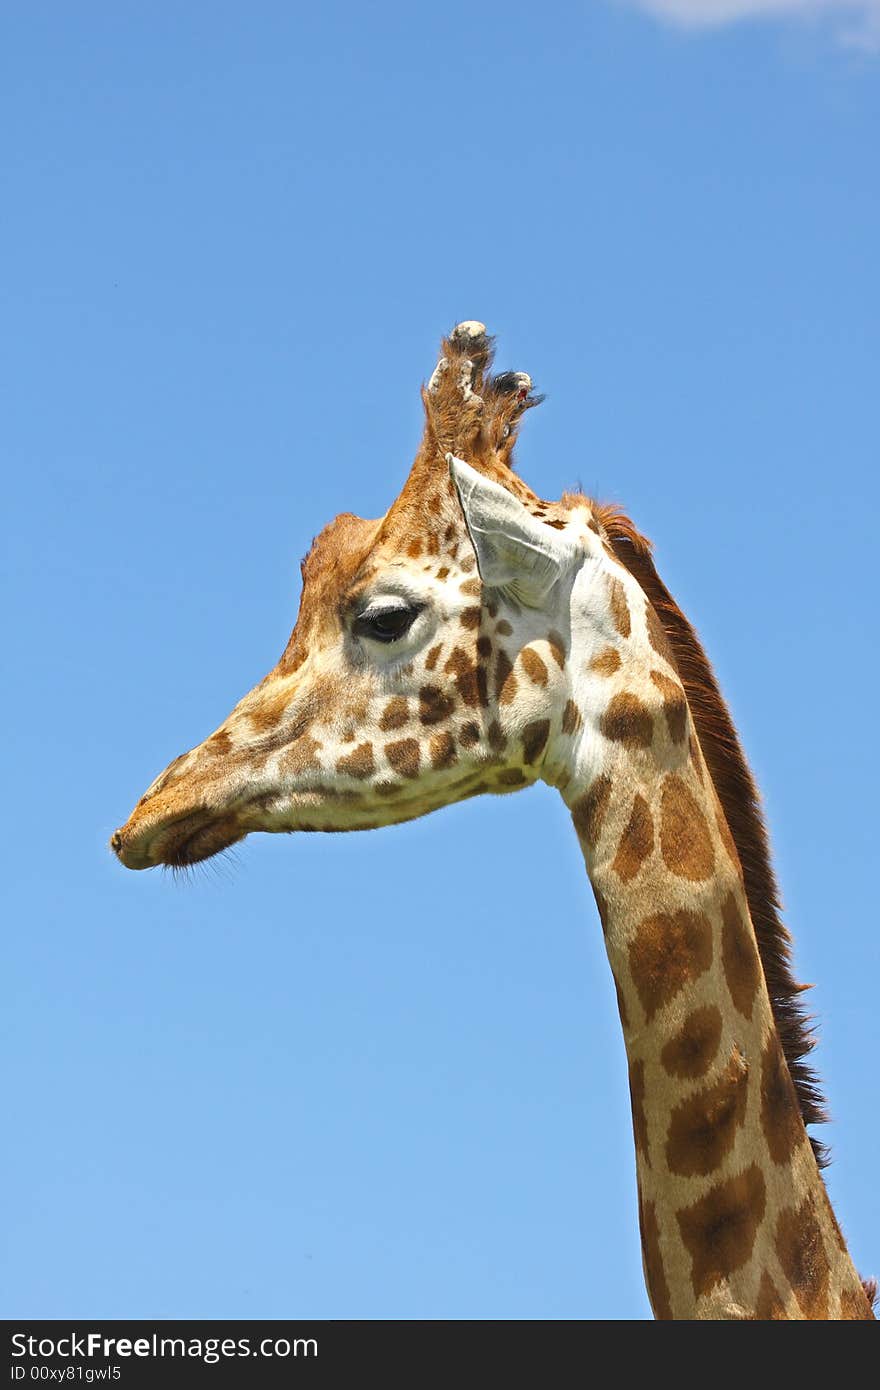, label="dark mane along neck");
[594,505,828,1168]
